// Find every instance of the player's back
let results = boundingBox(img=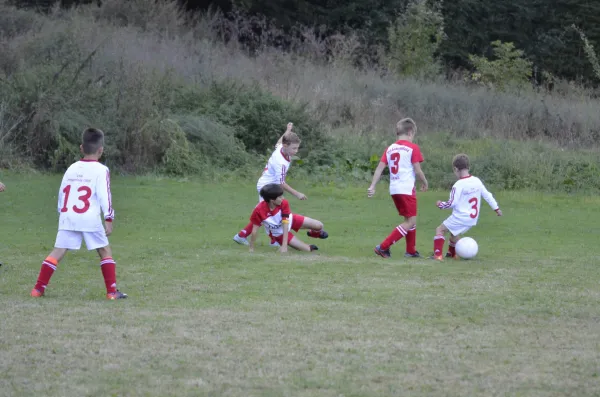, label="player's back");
[257,144,291,188]
[58,160,113,232]
[383,140,423,195]
[450,176,487,224]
